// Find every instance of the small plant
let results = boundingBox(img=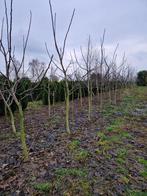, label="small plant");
[74,149,89,162]
[33,182,52,192]
[68,140,80,151]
